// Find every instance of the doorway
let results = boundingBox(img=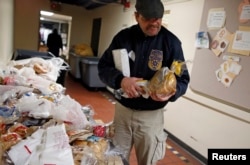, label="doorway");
[90,18,102,57]
[39,10,72,57]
